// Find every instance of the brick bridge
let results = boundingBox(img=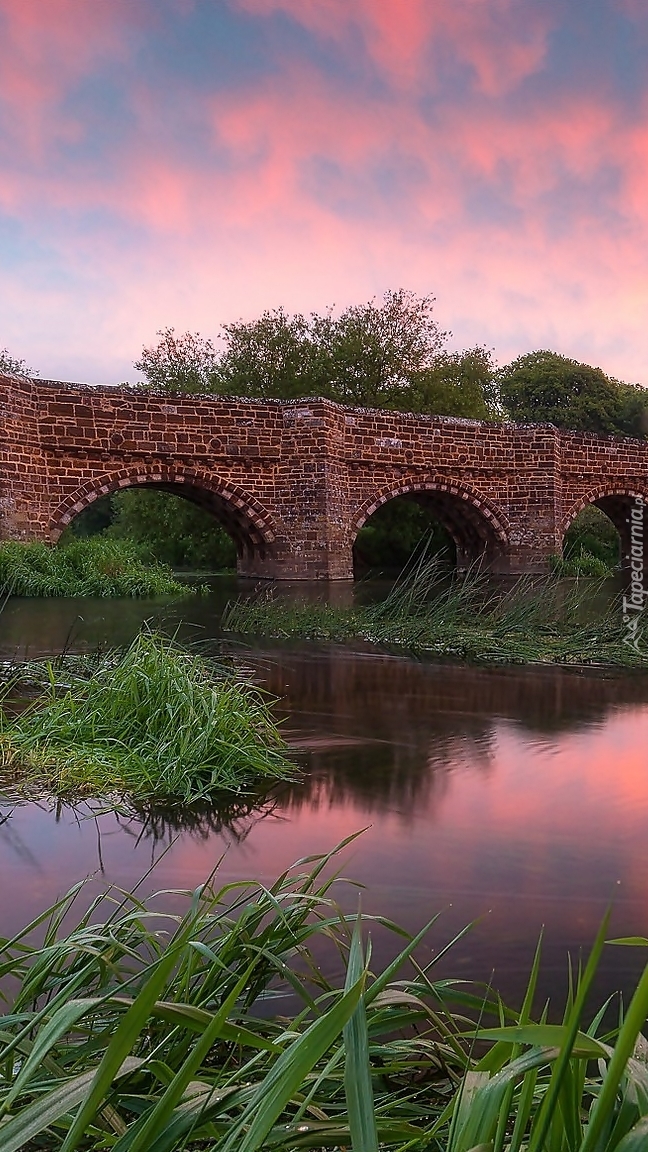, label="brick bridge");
[2,373,647,579]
